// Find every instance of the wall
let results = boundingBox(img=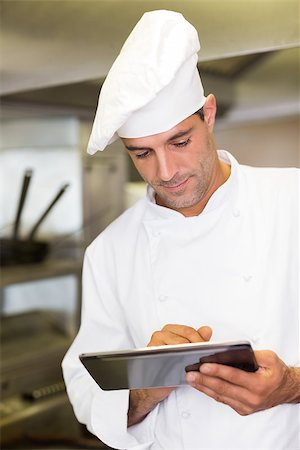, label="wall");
[215,116,299,167]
